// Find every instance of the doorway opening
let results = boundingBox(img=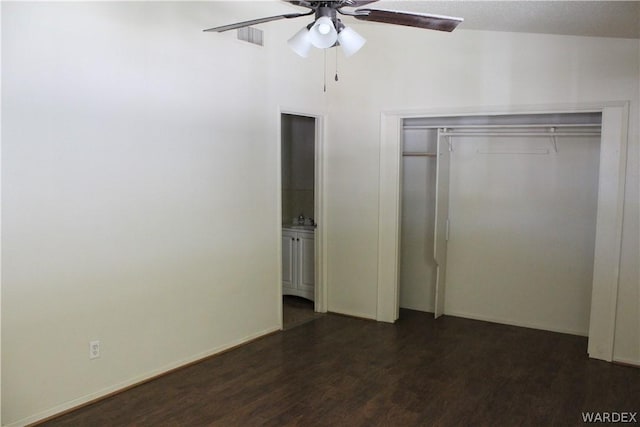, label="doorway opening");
[280,112,325,330]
